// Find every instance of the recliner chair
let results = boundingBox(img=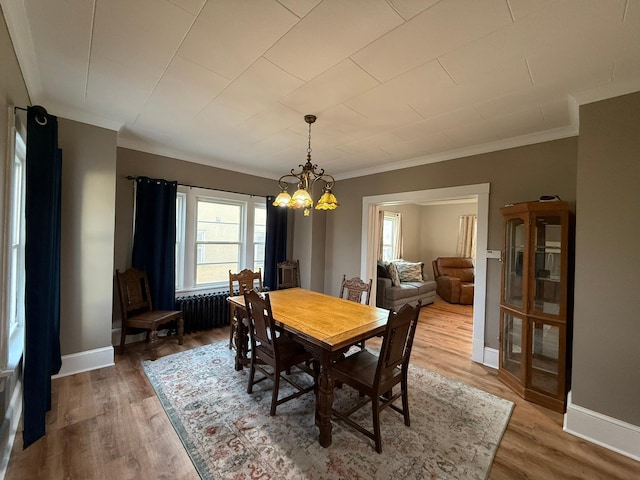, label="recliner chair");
[432,257,475,305]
